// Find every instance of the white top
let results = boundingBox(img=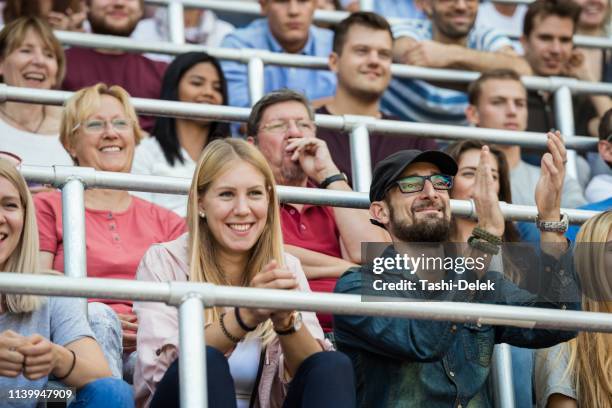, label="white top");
[228,338,262,407]
[475,2,527,53]
[131,137,195,217]
[131,9,235,63]
[0,119,73,166]
[585,174,612,203]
